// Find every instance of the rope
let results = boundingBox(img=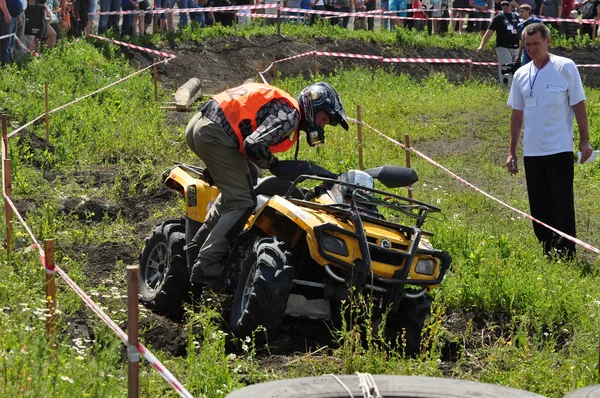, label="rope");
[356,372,382,398]
[324,374,354,397]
